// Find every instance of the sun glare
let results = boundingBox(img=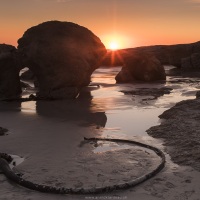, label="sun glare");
[102,34,132,50]
[109,41,119,50]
